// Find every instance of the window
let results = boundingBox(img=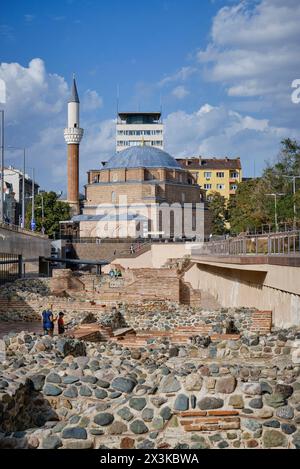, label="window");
[216,184,225,190]
[204,172,212,178]
[230,171,239,178]
[230,184,238,190]
[204,184,212,189]
[216,172,224,178]
[111,191,116,203]
[182,193,185,202]
[112,173,118,182]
